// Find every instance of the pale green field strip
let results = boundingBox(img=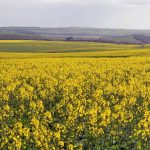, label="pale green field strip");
[0,40,150,58]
